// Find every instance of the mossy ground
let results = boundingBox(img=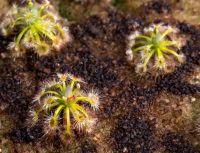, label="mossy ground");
[0,0,200,153]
